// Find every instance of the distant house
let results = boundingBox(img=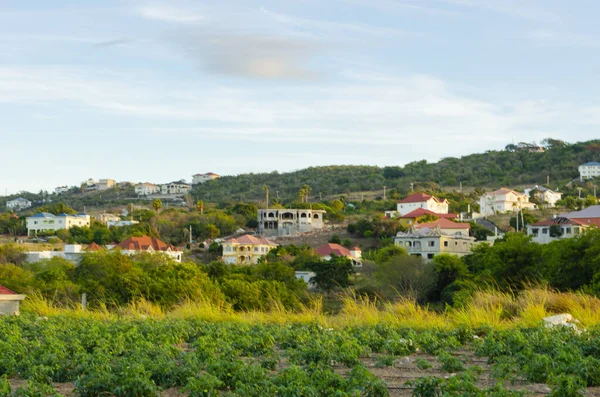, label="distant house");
[394,226,477,261]
[257,209,326,237]
[54,186,69,194]
[396,193,449,217]
[6,198,32,212]
[527,217,588,244]
[192,173,221,185]
[579,162,600,181]
[295,271,317,290]
[26,244,90,263]
[221,234,277,265]
[0,285,26,316]
[524,186,562,208]
[94,213,121,225]
[83,178,99,191]
[161,182,192,196]
[135,183,160,196]
[396,208,457,227]
[561,205,600,227]
[414,218,470,237]
[479,188,536,217]
[97,179,116,191]
[315,243,362,266]
[26,213,91,236]
[114,236,182,262]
